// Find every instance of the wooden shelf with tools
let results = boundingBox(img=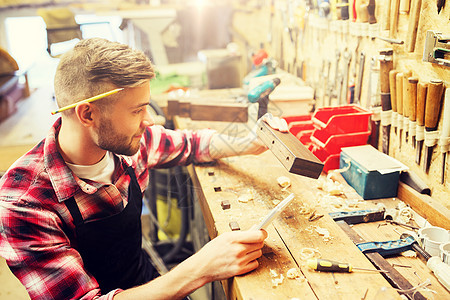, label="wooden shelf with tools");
[172,102,450,299]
